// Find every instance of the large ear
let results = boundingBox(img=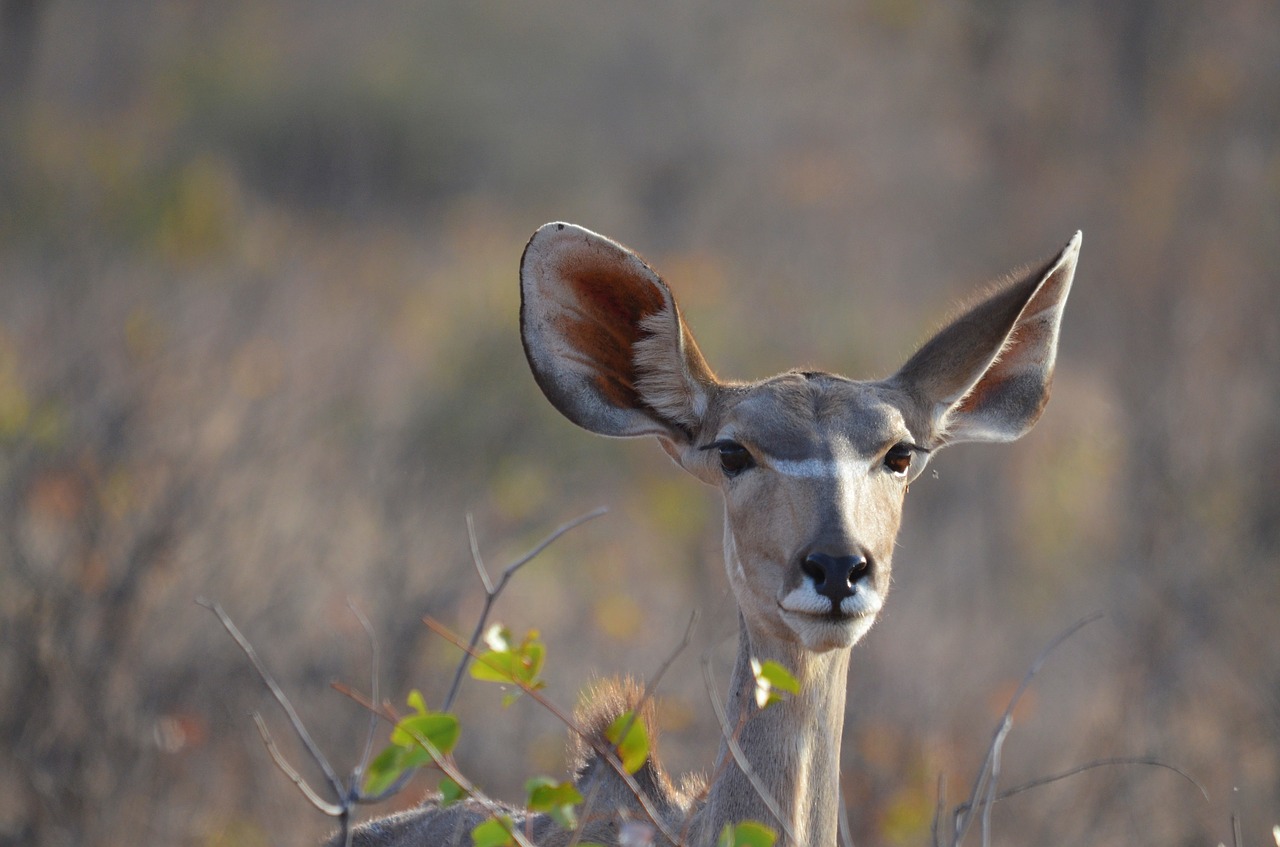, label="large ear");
[520,222,719,442]
[890,232,1081,447]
